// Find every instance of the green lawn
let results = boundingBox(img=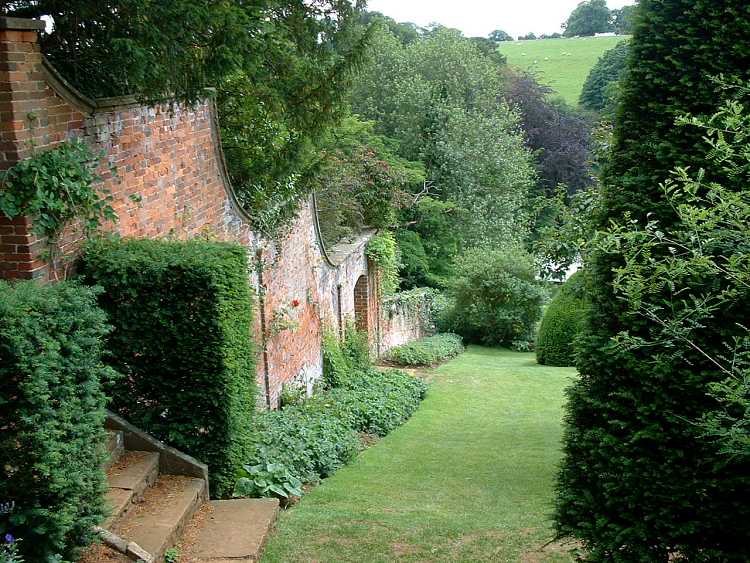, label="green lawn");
[262,346,578,562]
[499,36,627,106]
